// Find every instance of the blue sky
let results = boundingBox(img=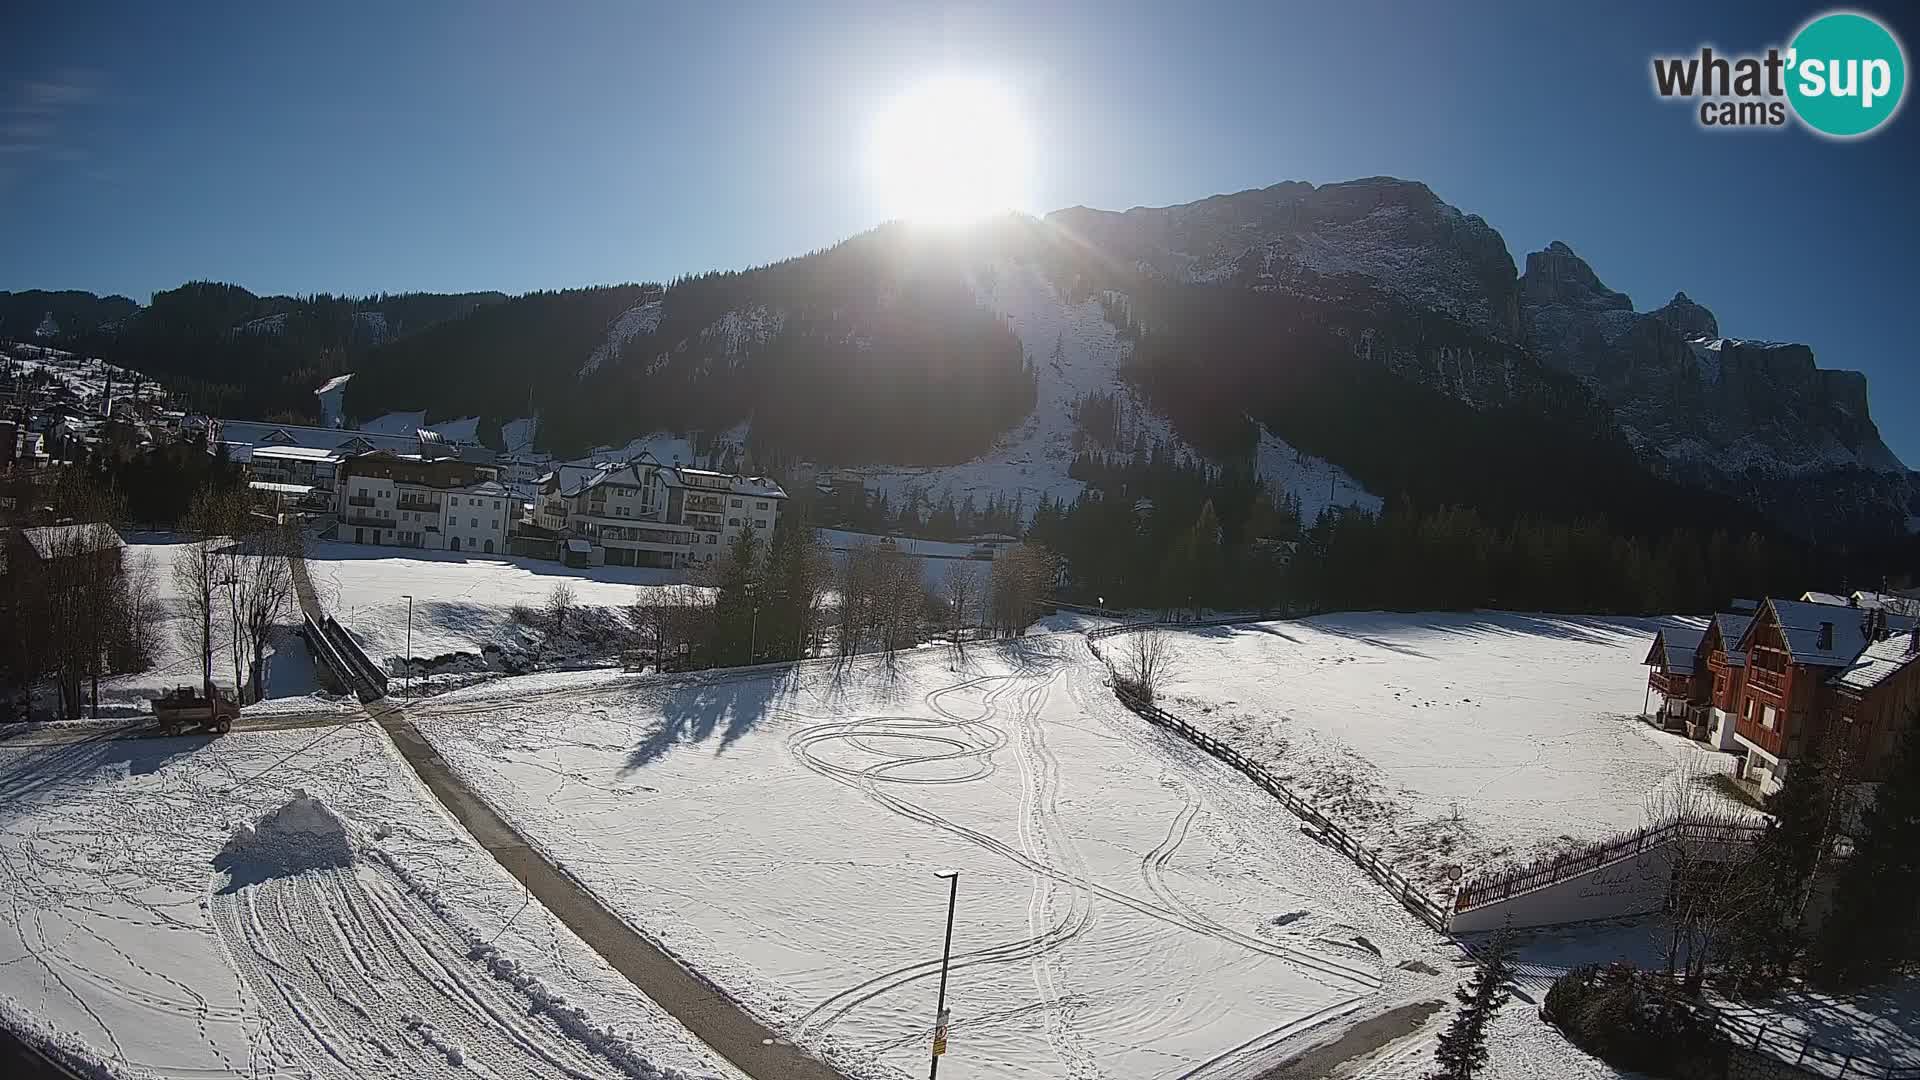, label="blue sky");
[3,1,1916,464]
